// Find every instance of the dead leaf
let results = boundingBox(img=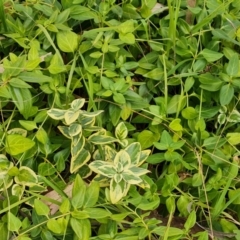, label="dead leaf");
[0,65,4,73]
[151,3,168,15]
[40,52,52,62]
